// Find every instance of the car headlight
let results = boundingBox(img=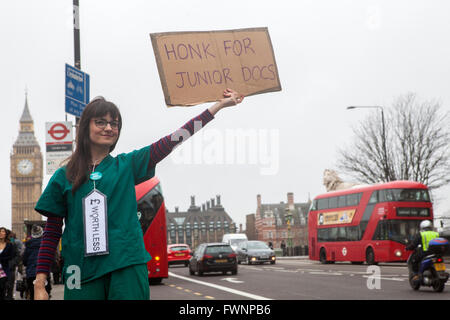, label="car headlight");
[394,249,402,257]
